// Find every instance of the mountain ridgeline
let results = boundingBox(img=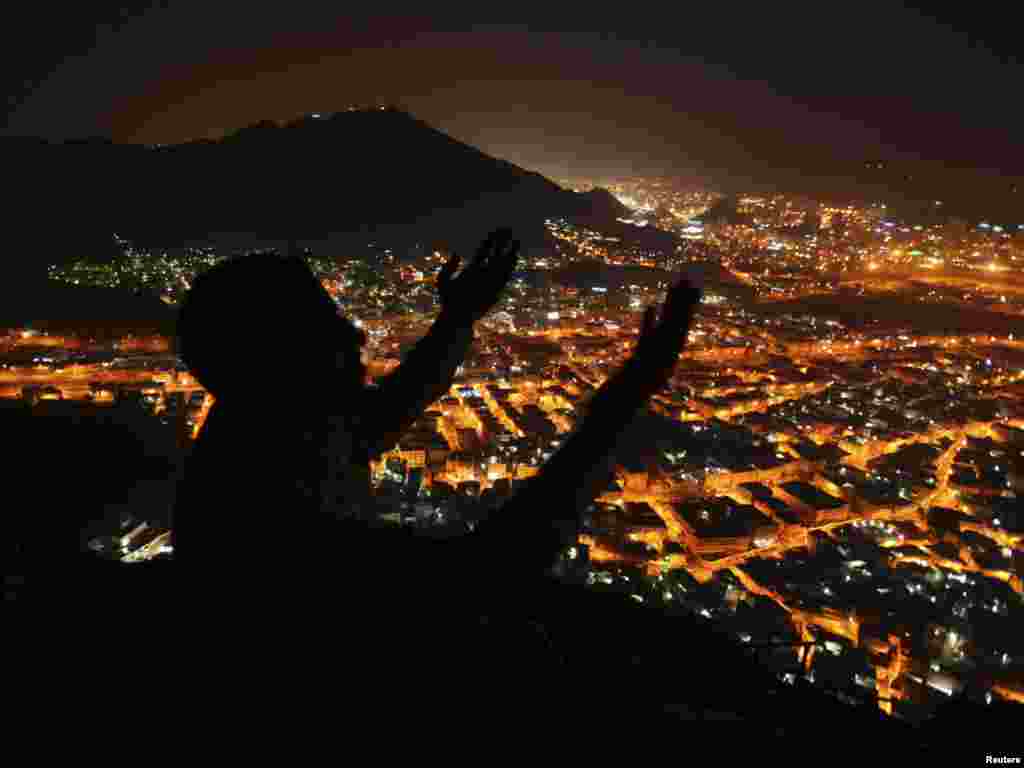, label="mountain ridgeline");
[4,107,638,270]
